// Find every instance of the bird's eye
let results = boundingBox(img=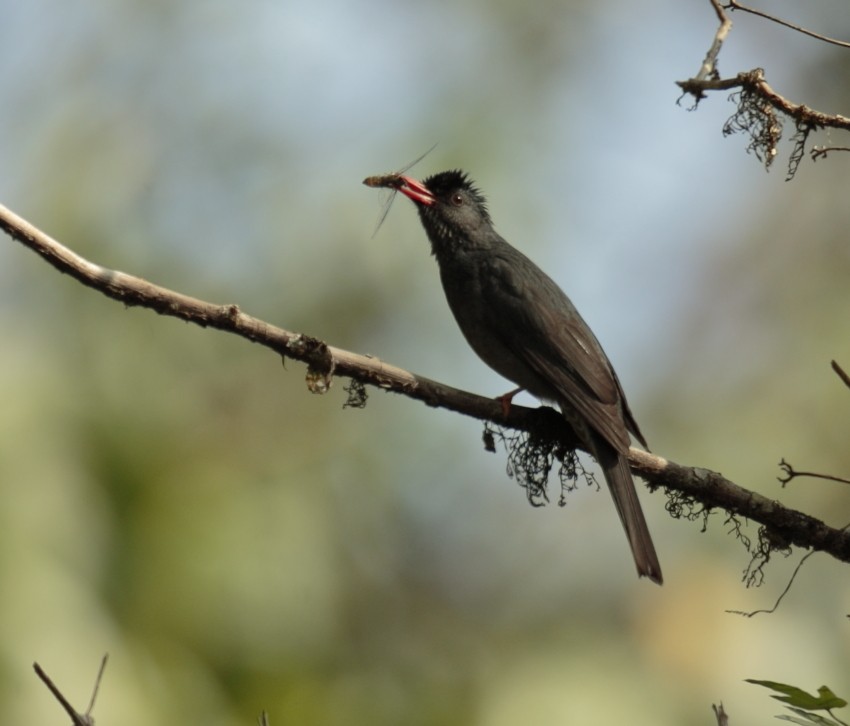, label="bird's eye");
[451,193,464,206]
